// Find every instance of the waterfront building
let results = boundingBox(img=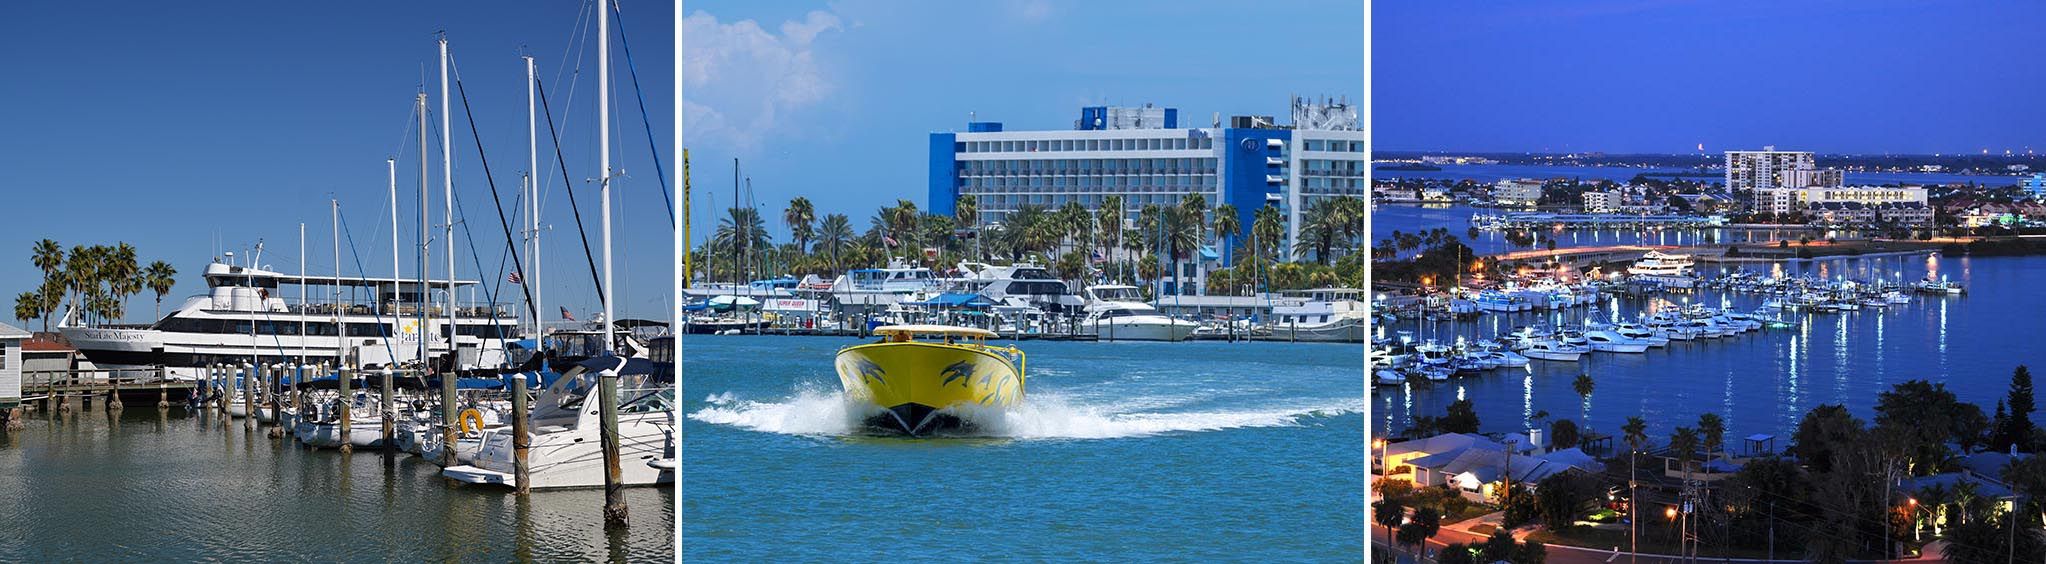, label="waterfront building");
[1725,147,1820,193]
[0,322,26,410]
[2026,173,2046,198]
[1492,179,1544,207]
[1785,186,1932,226]
[1580,190,1619,213]
[928,96,1364,294]
[1728,147,1850,214]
